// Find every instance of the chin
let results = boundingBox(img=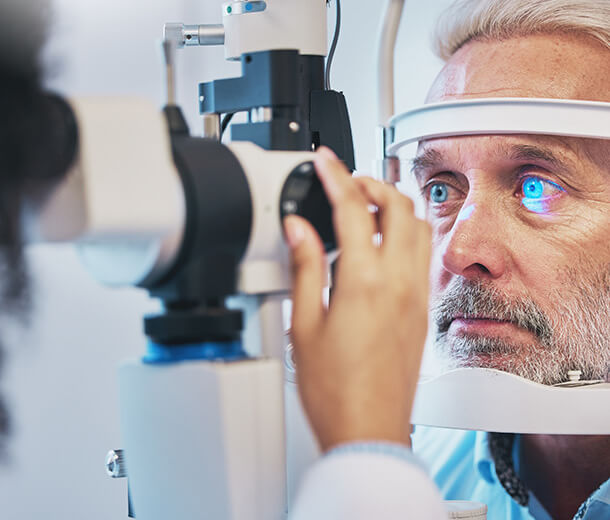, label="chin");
[438,333,564,386]
[457,351,521,371]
